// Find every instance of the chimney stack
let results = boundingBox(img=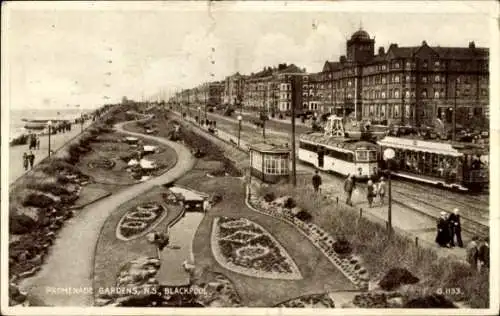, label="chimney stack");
[378,46,385,56]
[469,41,476,49]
